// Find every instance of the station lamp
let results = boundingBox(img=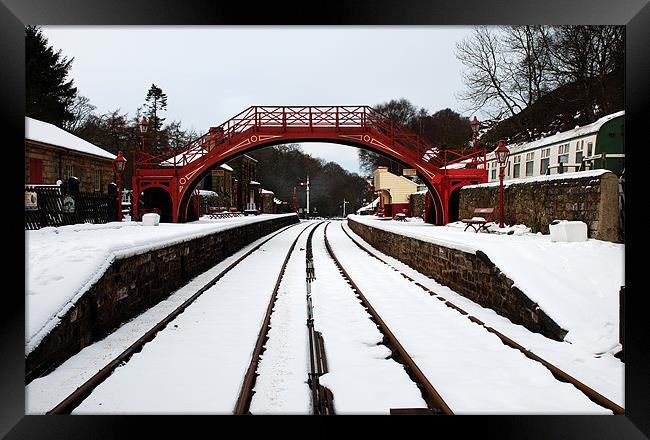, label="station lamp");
[112,150,127,222]
[495,139,510,228]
